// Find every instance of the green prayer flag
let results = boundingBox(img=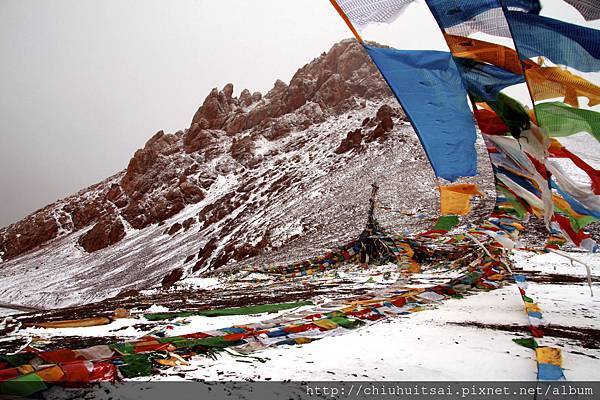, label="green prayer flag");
[481,93,531,138]
[434,215,460,231]
[330,316,365,329]
[145,301,312,321]
[512,337,538,349]
[119,354,153,378]
[522,295,534,303]
[0,354,34,367]
[0,373,47,397]
[497,184,527,219]
[162,336,239,349]
[110,342,136,355]
[536,102,600,142]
